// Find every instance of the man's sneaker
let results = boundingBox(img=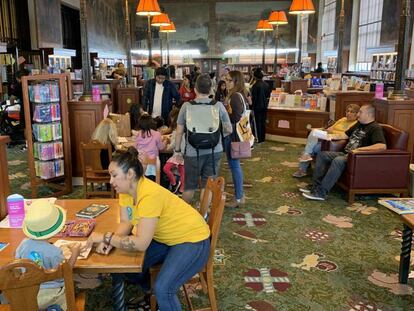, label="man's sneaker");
[302,192,325,201]
[292,170,307,178]
[299,185,313,193]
